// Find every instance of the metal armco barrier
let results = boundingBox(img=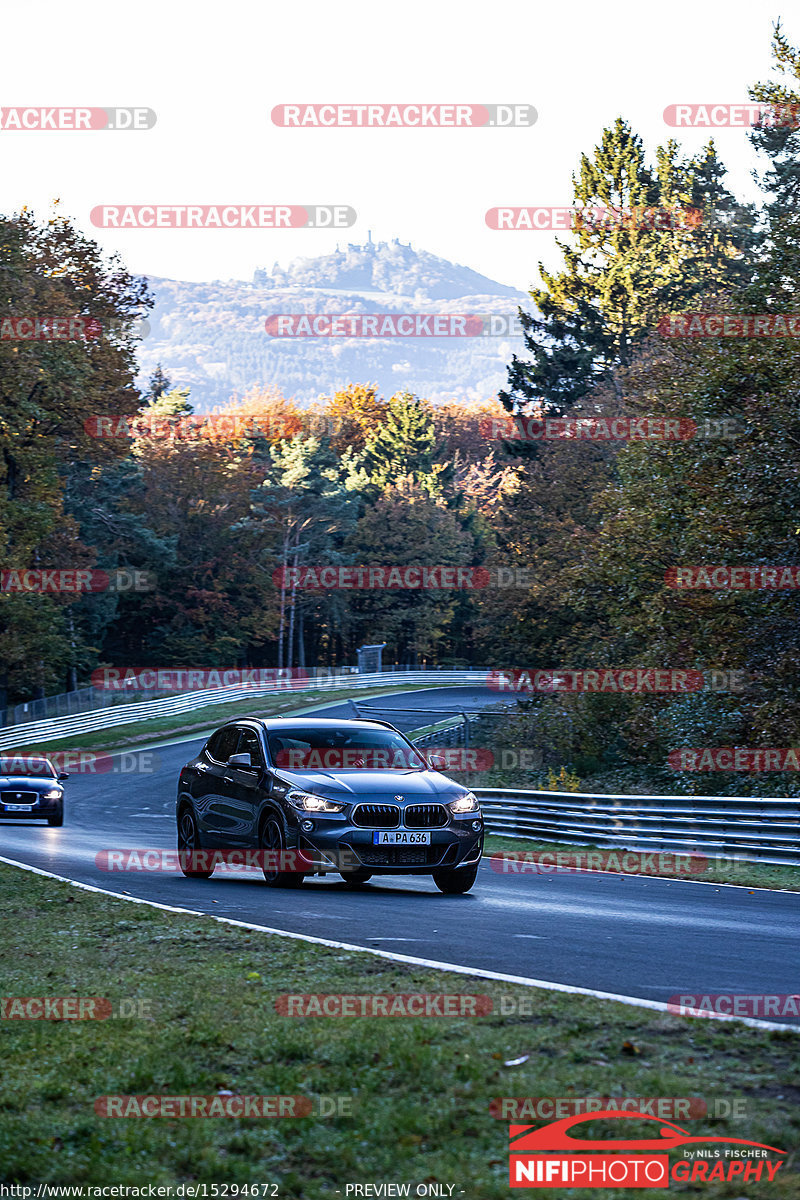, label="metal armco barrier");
[0,670,488,750]
[474,788,800,867]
